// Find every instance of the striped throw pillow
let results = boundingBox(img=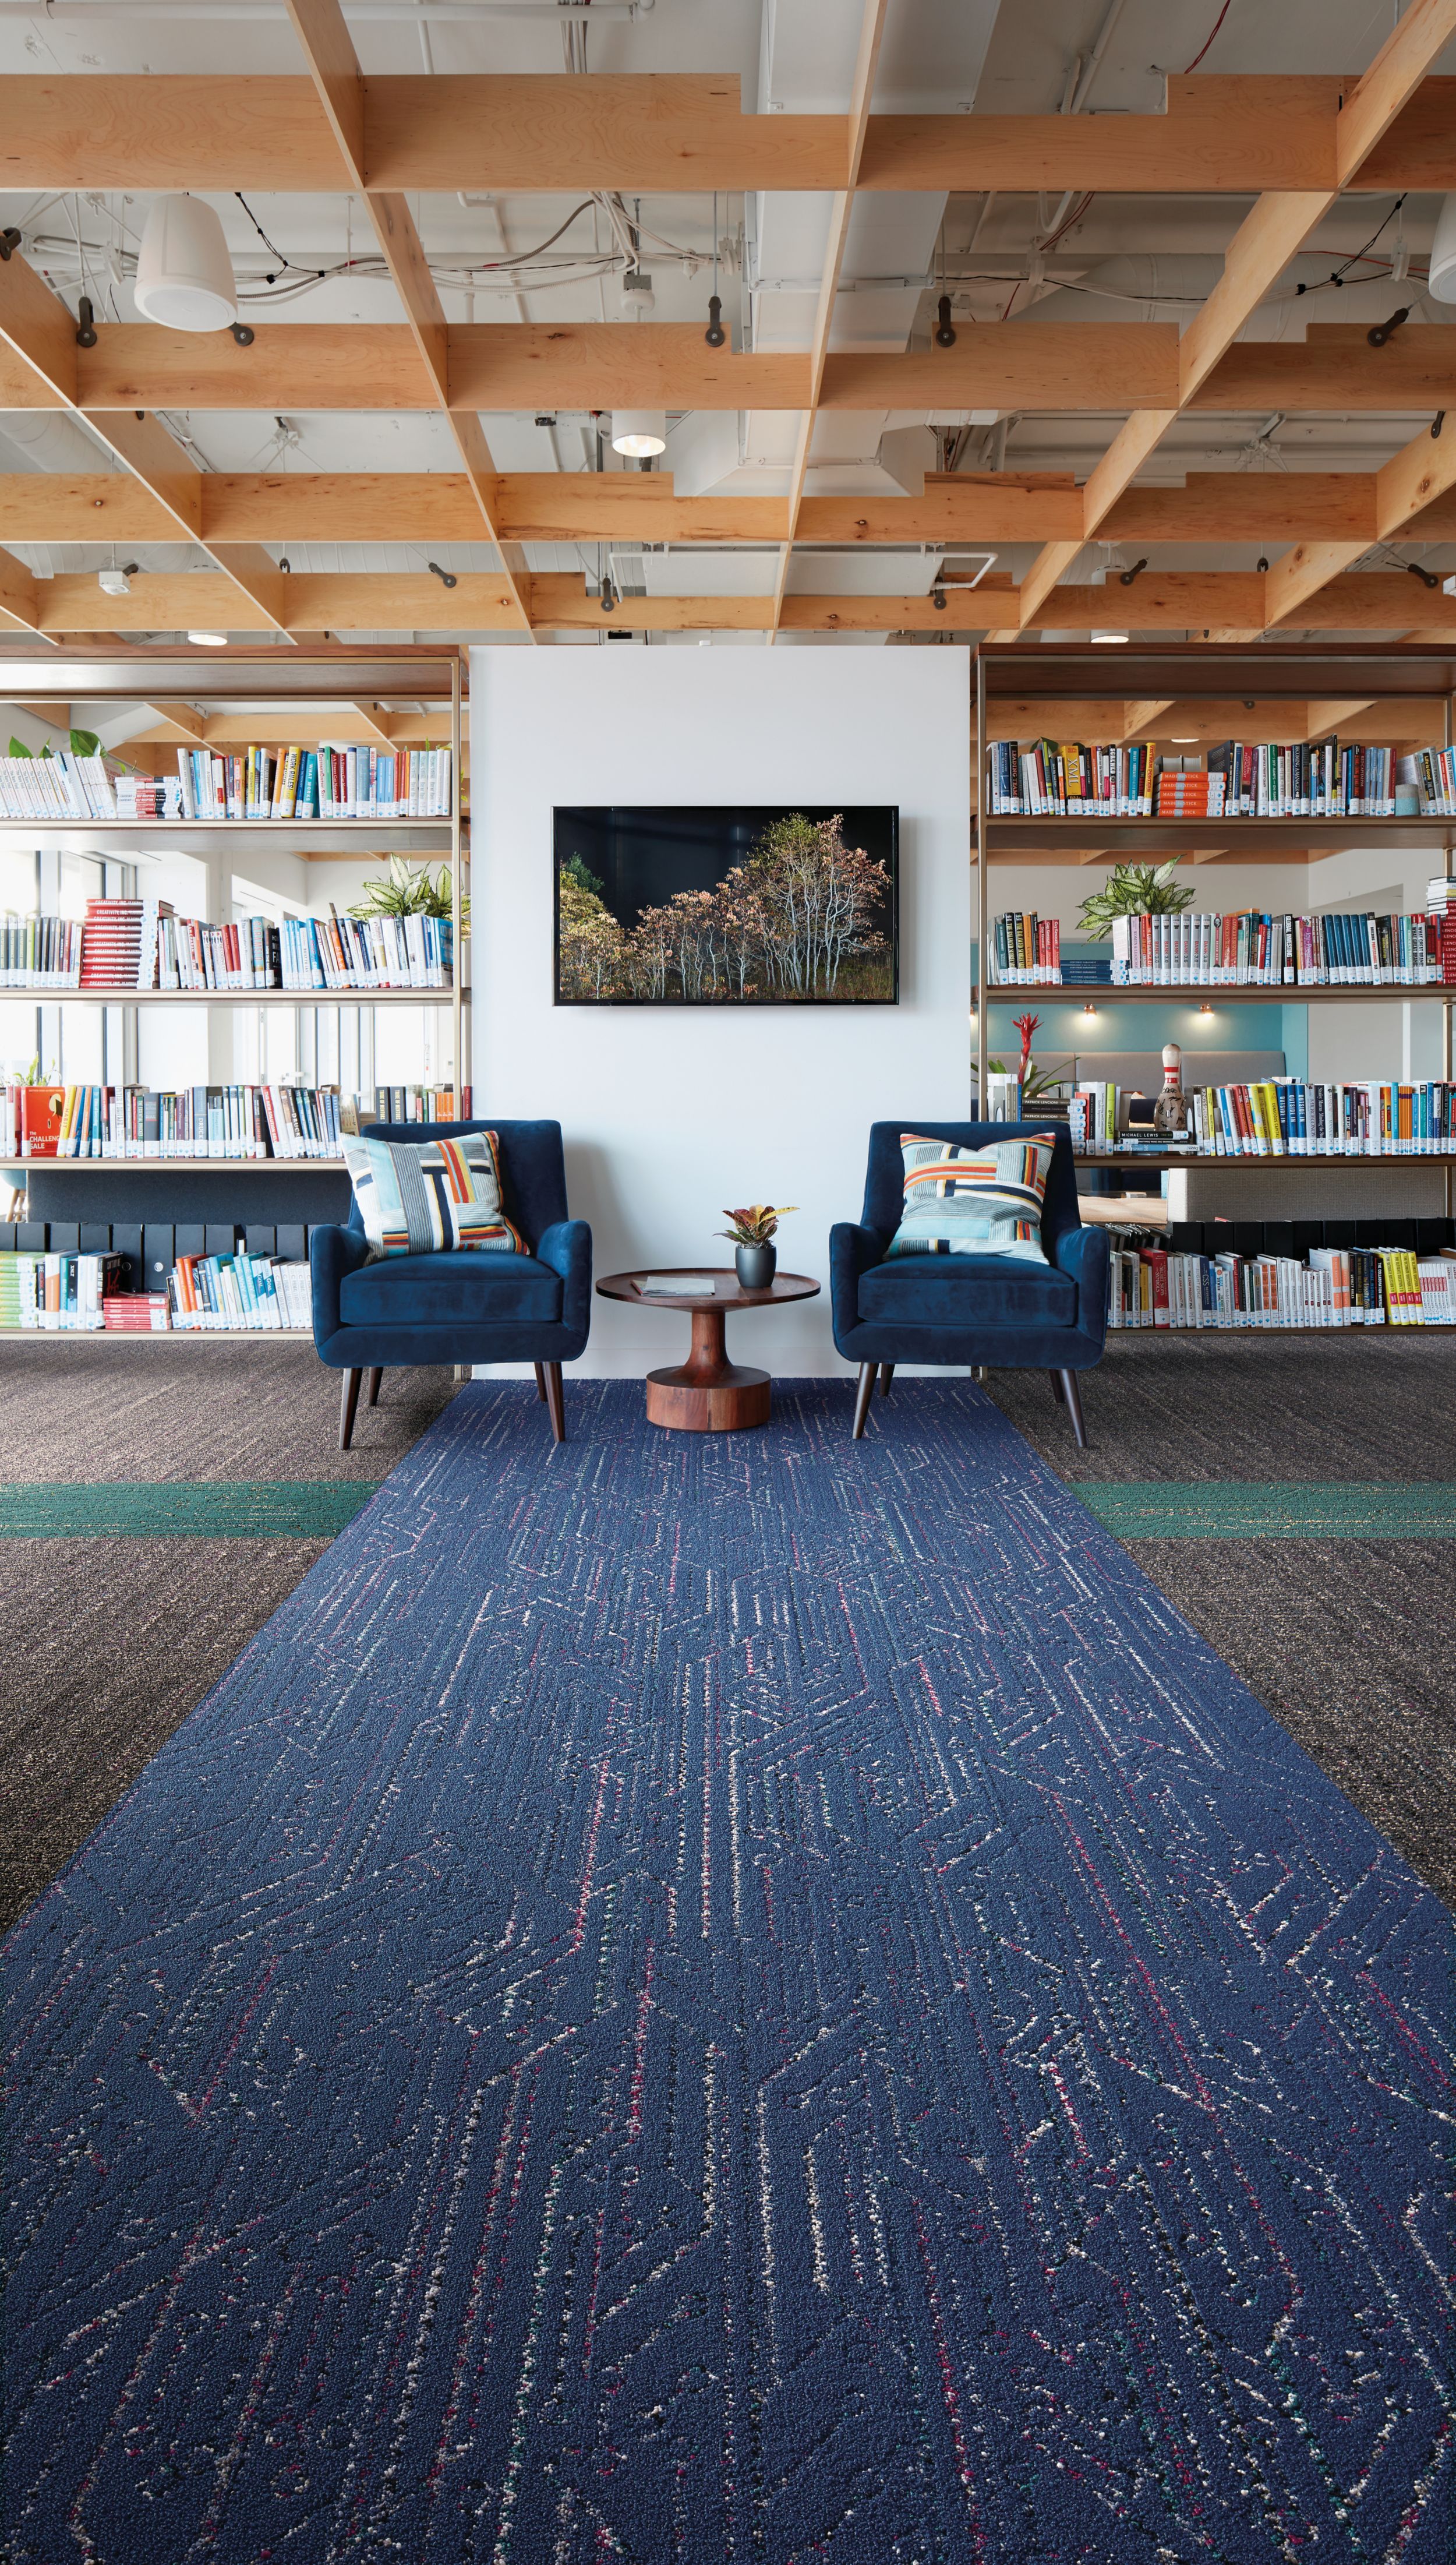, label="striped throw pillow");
[342,1130,525,1259]
[886,1132,1055,1264]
